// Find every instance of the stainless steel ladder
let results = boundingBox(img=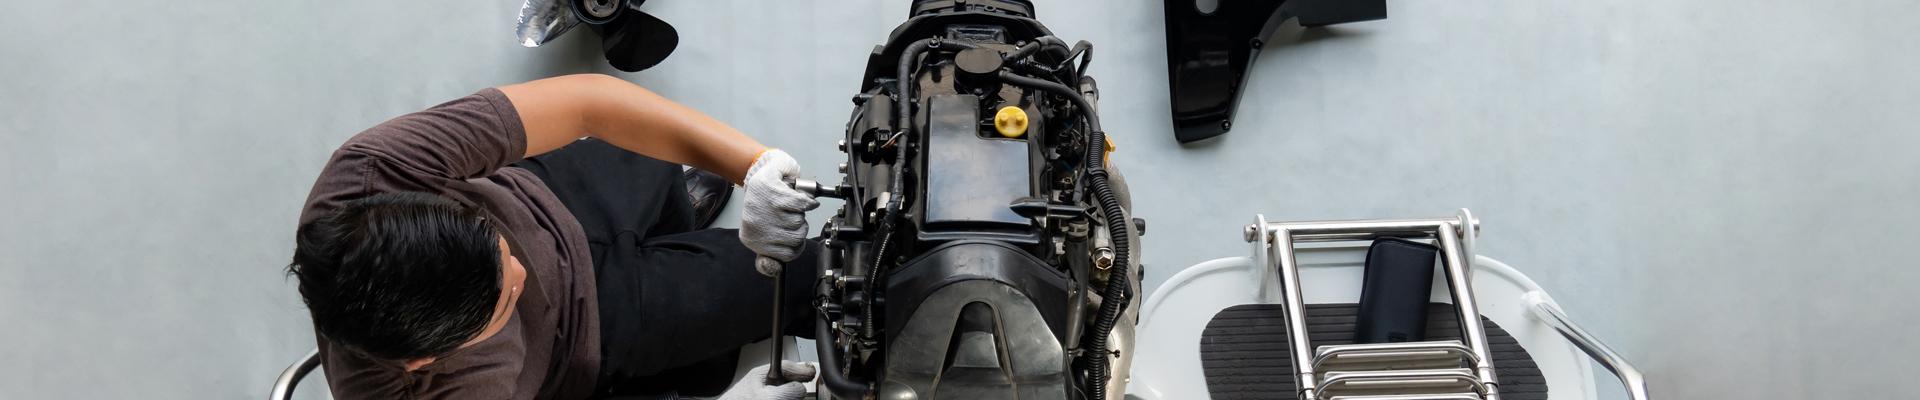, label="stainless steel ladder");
[1243,210,1502,400]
